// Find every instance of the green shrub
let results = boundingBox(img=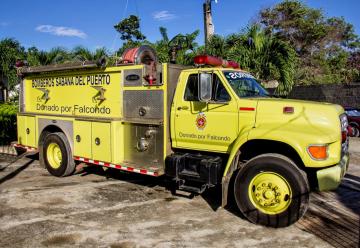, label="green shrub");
[0,103,18,144]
